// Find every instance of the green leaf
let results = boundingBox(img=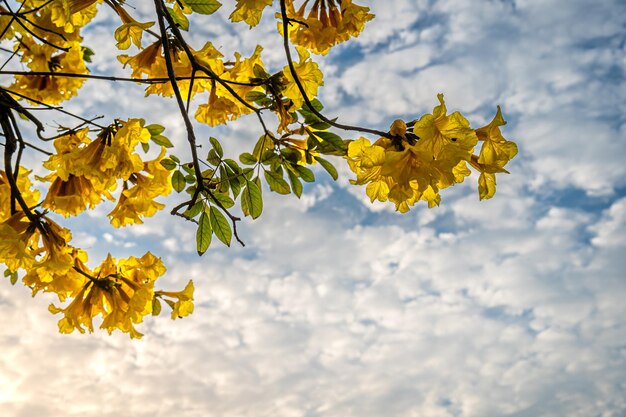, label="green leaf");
[185,174,196,184]
[264,170,291,194]
[253,63,269,79]
[182,163,195,175]
[239,152,257,165]
[242,168,254,180]
[146,124,165,136]
[167,6,189,31]
[313,131,343,146]
[308,120,331,130]
[170,154,181,163]
[160,158,177,171]
[262,149,278,164]
[241,180,263,219]
[245,91,267,102]
[229,176,242,199]
[172,170,186,192]
[303,98,324,112]
[209,191,235,209]
[287,169,302,198]
[207,149,221,166]
[141,142,150,153]
[307,133,321,149]
[224,158,241,173]
[151,134,173,148]
[209,206,232,246]
[298,99,325,124]
[313,131,347,154]
[152,298,162,316]
[81,46,95,63]
[218,165,230,193]
[253,134,273,159]
[317,157,338,180]
[184,0,221,14]
[209,137,223,157]
[196,212,212,255]
[280,148,300,164]
[295,165,315,182]
[183,201,204,219]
